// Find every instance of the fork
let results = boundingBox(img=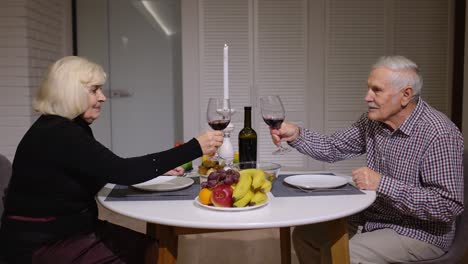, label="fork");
[295,185,346,193]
